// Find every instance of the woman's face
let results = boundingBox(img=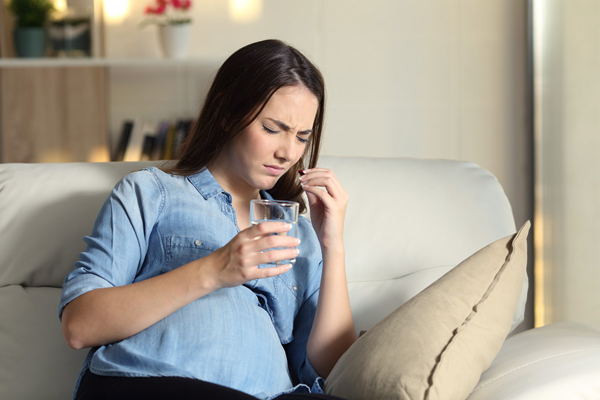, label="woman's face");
[220,85,319,192]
